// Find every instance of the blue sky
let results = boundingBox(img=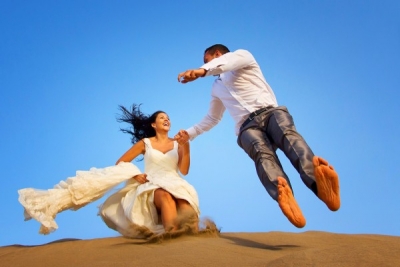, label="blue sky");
[1,0,399,246]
